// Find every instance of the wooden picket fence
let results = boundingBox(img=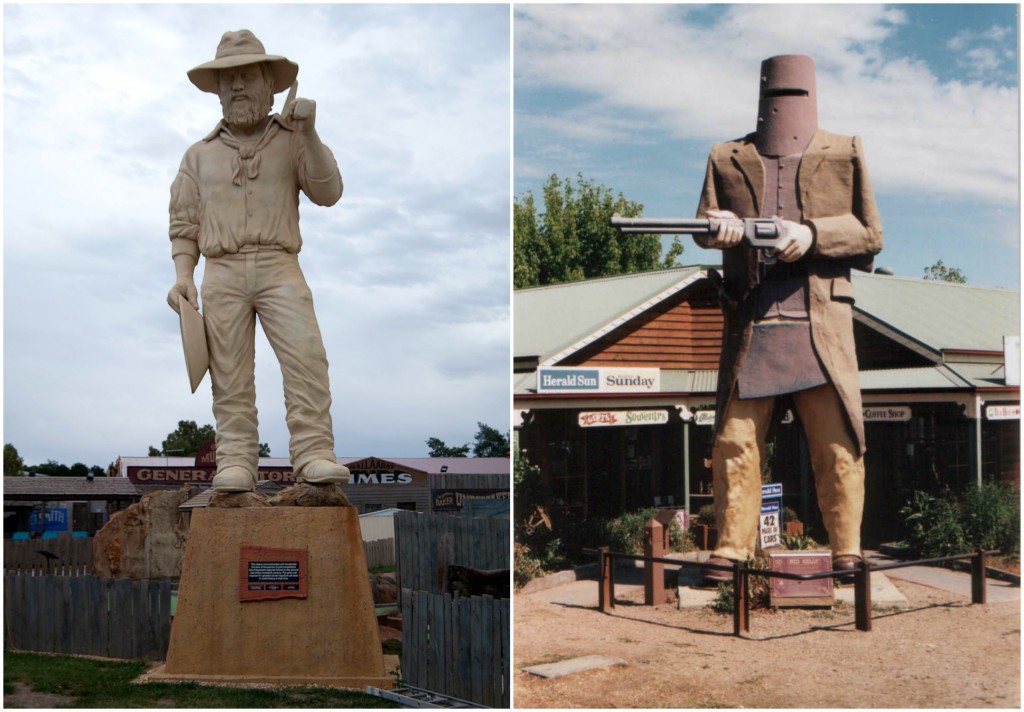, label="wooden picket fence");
[402,590,510,708]
[394,511,509,600]
[363,537,395,569]
[4,538,93,576]
[4,574,172,660]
